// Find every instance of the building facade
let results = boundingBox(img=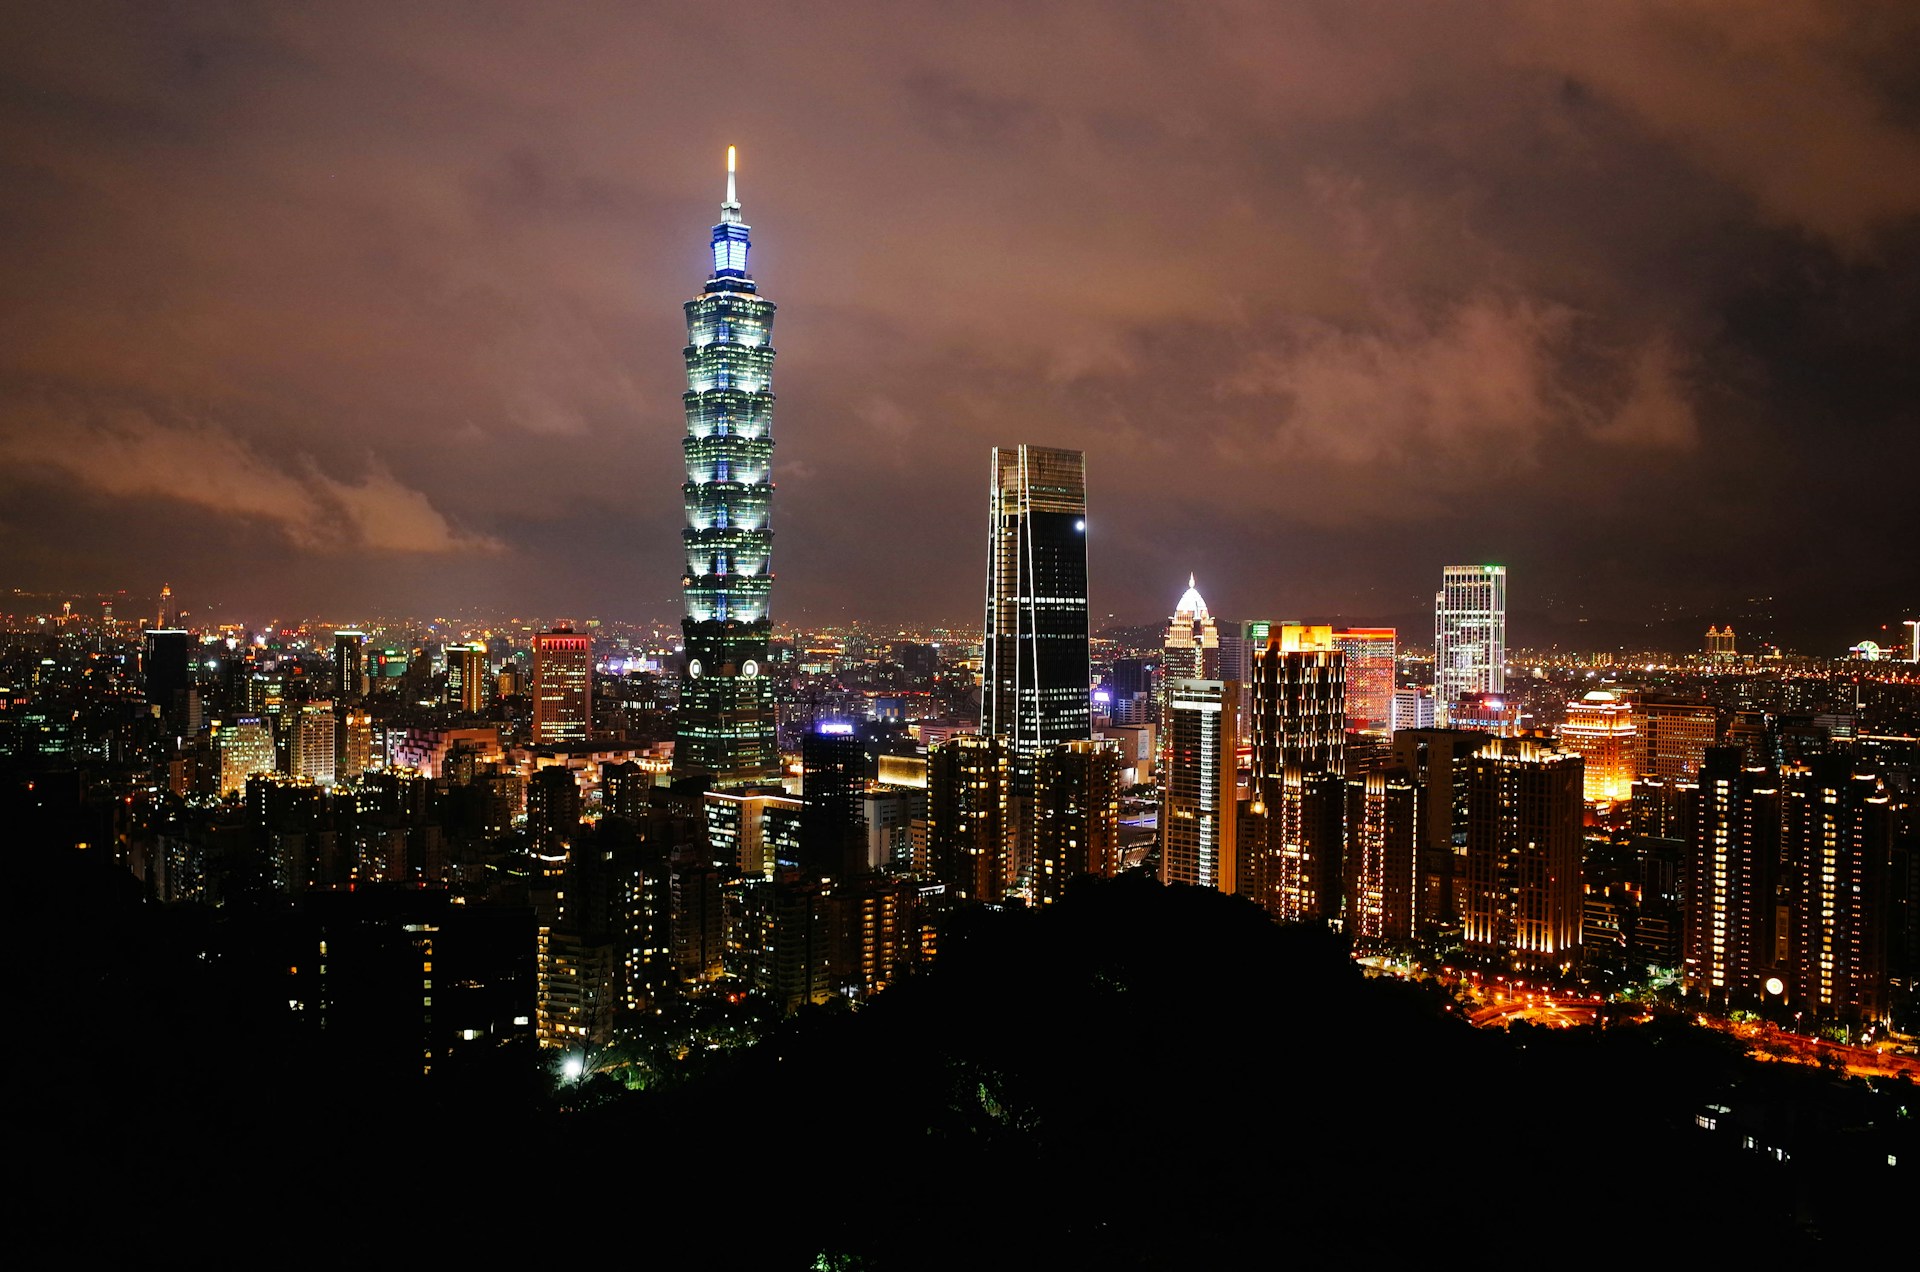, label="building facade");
[1332,627,1396,736]
[1462,737,1583,971]
[1434,565,1506,725]
[532,629,592,747]
[674,147,779,786]
[1159,678,1239,894]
